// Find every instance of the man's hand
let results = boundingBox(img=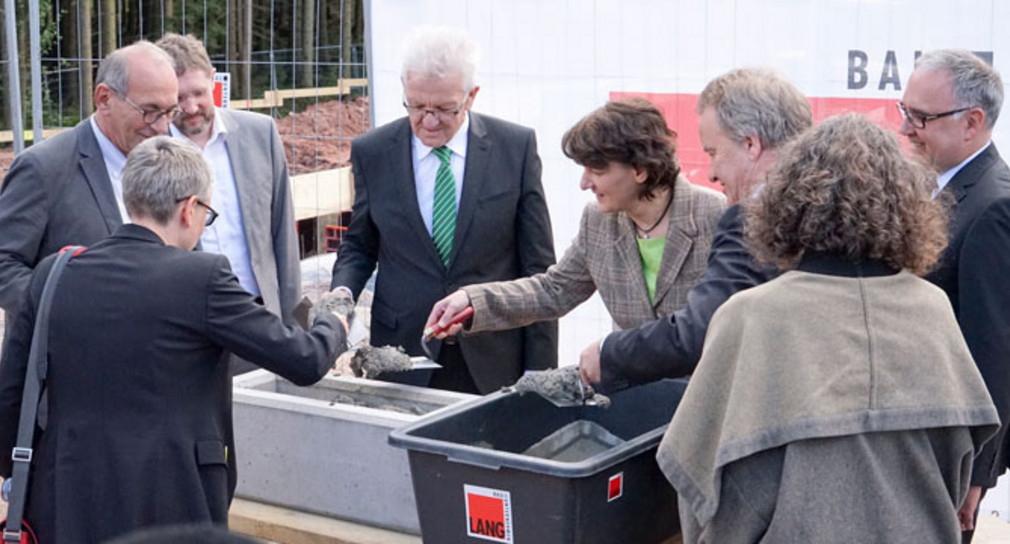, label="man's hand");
[579,338,603,385]
[425,290,472,339]
[318,288,355,318]
[959,485,983,531]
